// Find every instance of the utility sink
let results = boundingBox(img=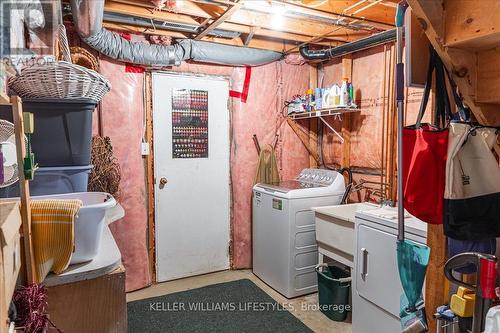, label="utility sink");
[312,203,378,267]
